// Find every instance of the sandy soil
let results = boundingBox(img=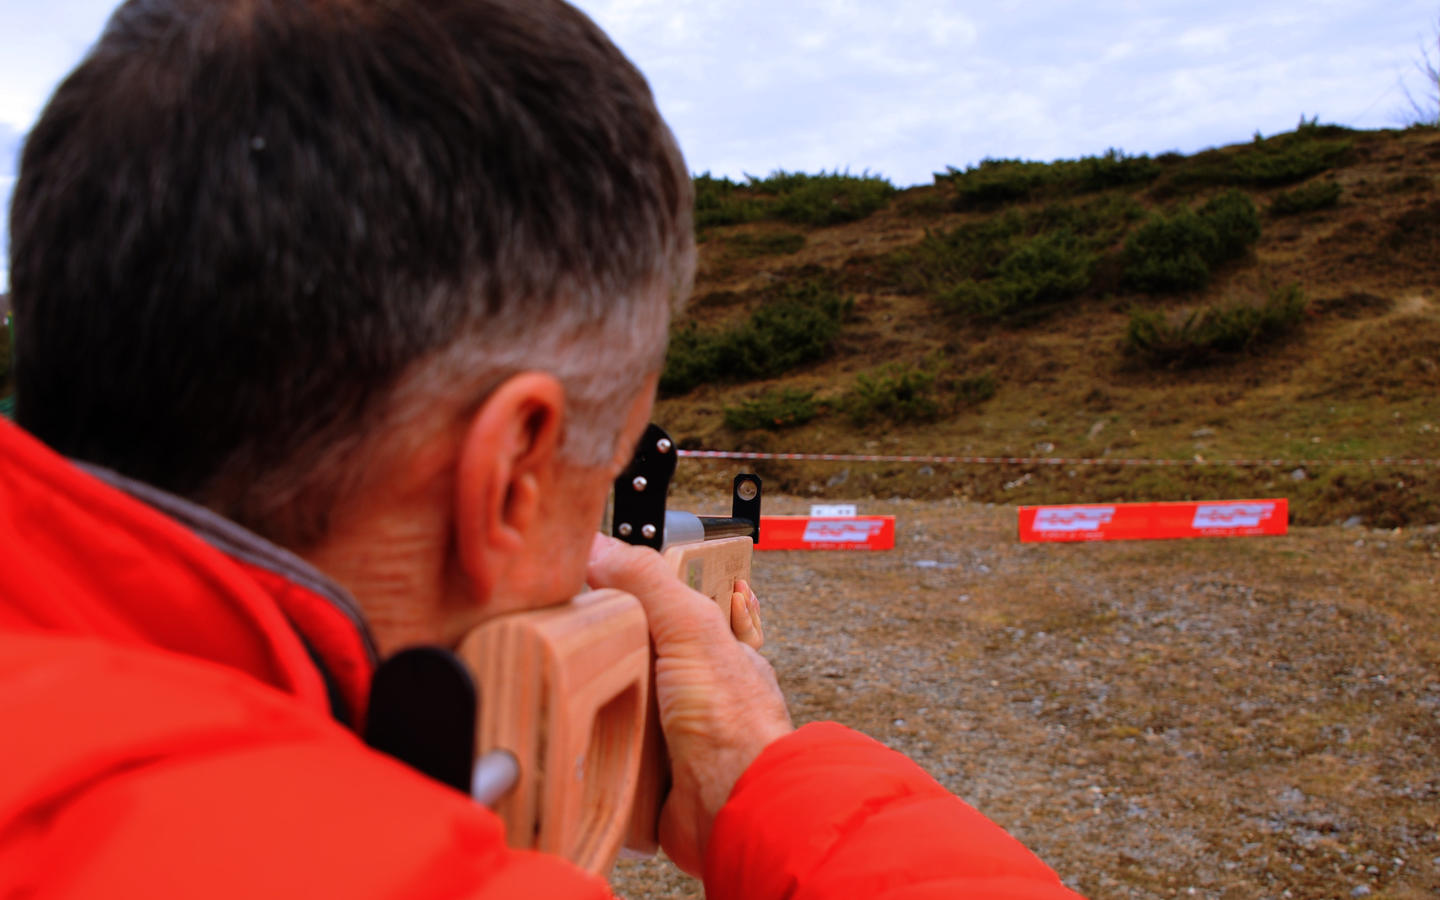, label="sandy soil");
[610,493,1440,900]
